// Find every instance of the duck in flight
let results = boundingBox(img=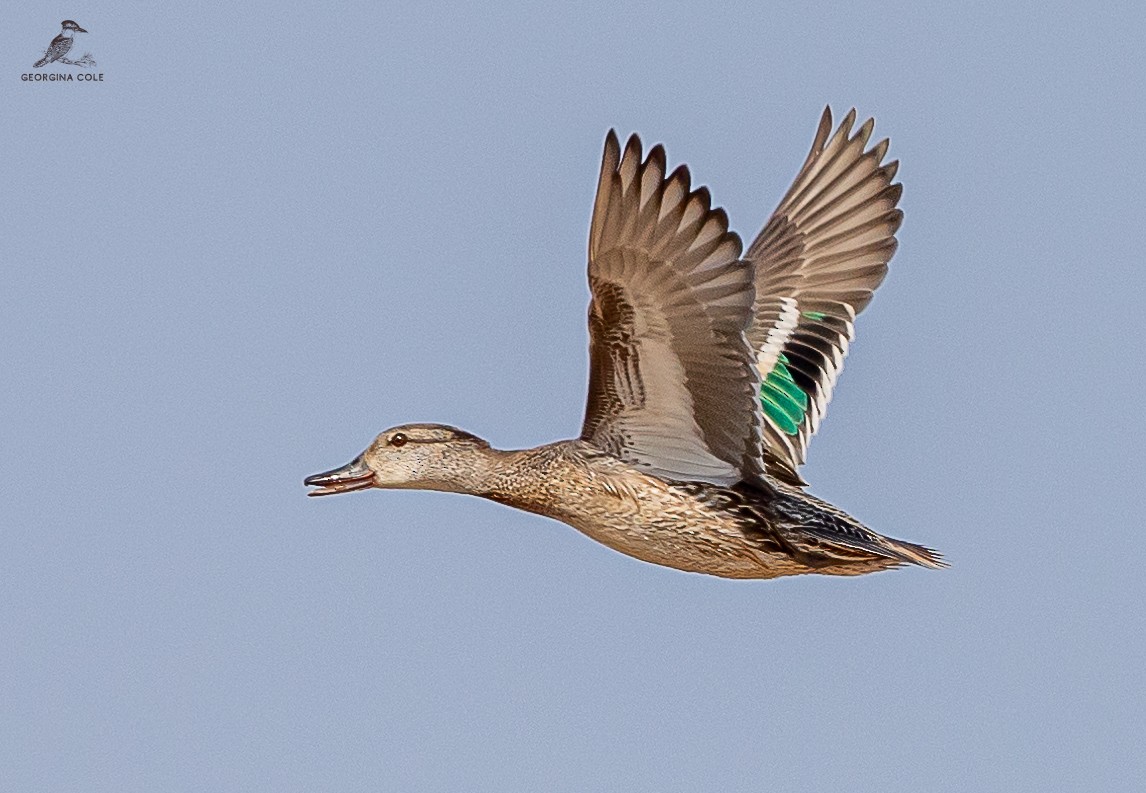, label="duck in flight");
[306,108,944,579]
